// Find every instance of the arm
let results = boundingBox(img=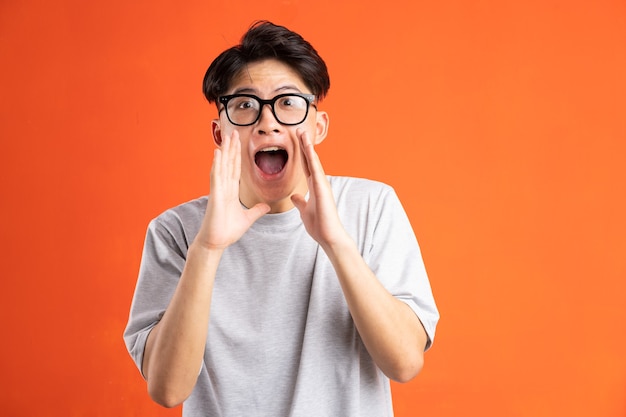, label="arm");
[322,236,428,382]
[291,131,428,383]
[143,132,269,407]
